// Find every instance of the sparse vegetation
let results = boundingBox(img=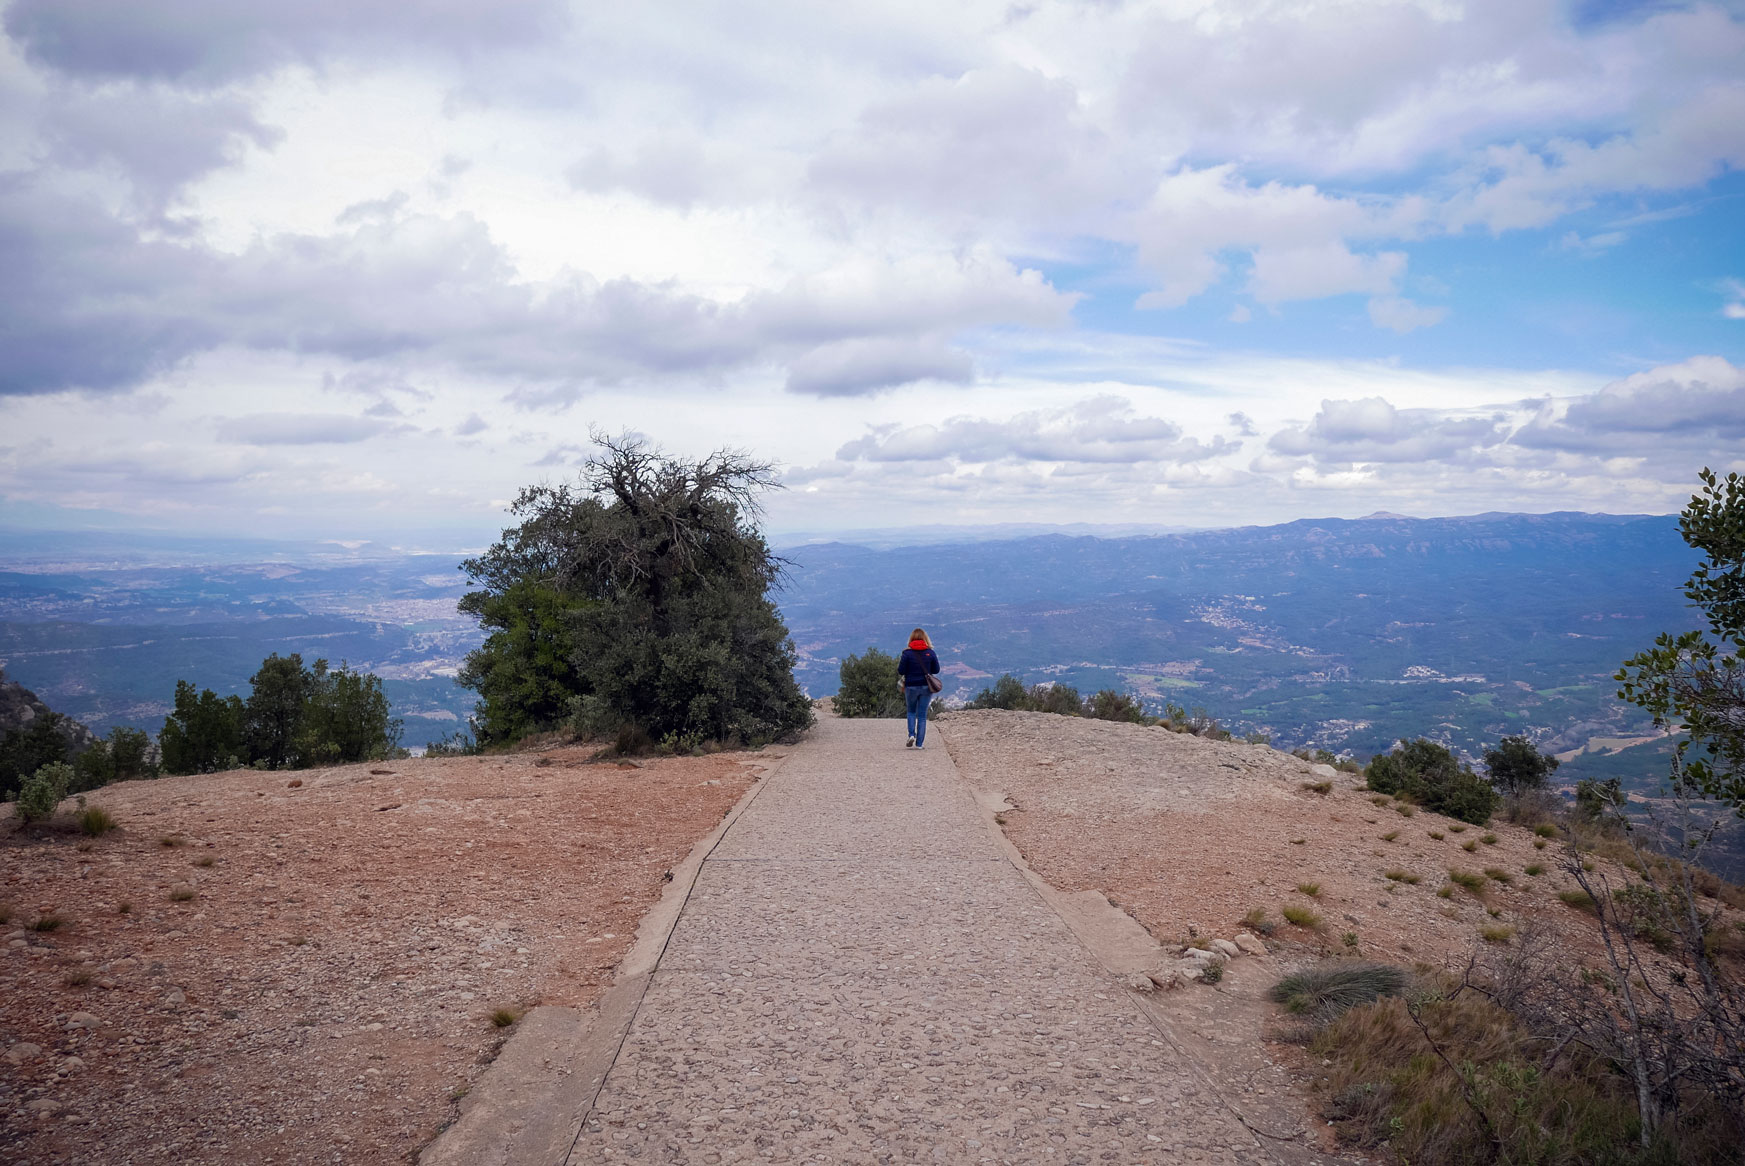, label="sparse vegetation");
[1461,839,1478,852]
[1534,823,1558,838]
[168,887,196,902]
[63,970,92,987]
[1436,884,1455,899]
[1534,838,1548,850]
[1301,780,1332,795]
[1481,832,1498,845]
[1282,904,1323,929]
[1342,931,1360,949]
[159,835,184,848]
[194,855,215,868]
[1200,959,1225,984]
[1483,867,1512,884]
[76,804,115,836]
[1380,829,1399,841]
[30,914,63,932]
[1394,803,1415,817]
[1524,863,1545,876]
[1241,907,1277,936]
[1449,824,1468,833]
[1448,869,1486,893]
[489,1008,519,1028]
[1480,923,1515,943]
[1295,882,1321,897]
[1428,829,1444,840]
[1383,869,1420,884]
[1557,888,1597,913]
[117,901,131,914]
[965,675,1154,726]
